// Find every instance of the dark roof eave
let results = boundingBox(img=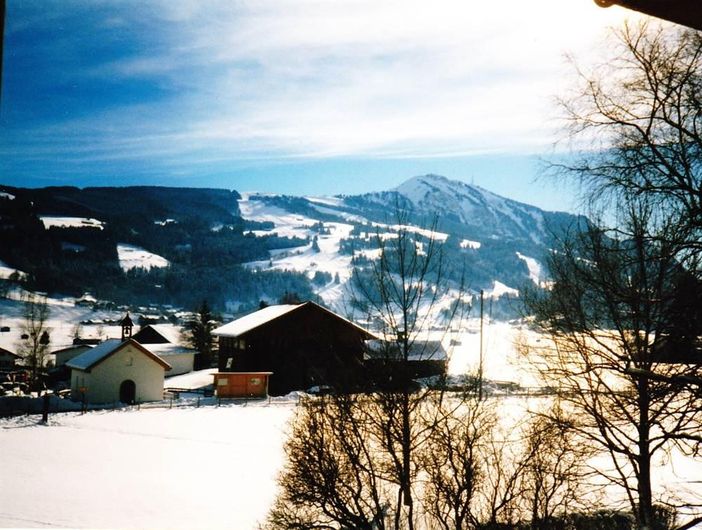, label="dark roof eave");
[595,0,702,31]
